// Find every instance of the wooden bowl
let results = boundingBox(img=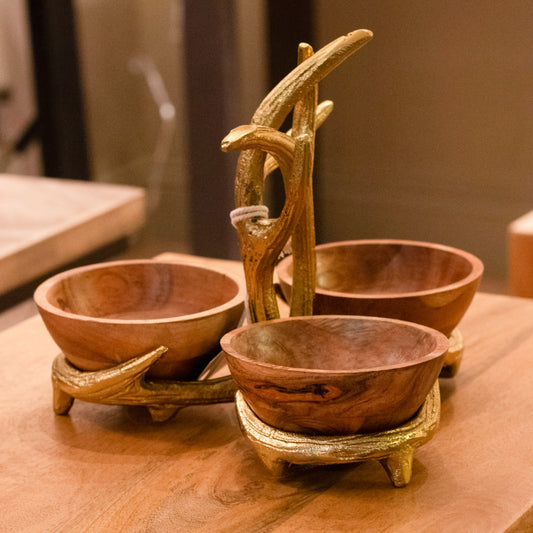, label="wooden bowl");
[277,239,483,336]
[34,259,245,380]
[221,315,449,435]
